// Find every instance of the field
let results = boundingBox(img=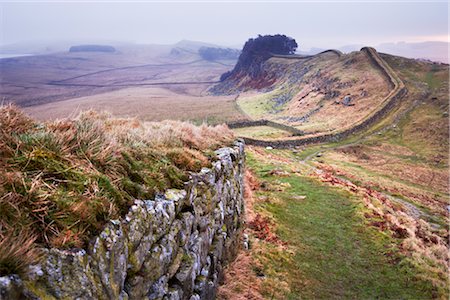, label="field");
[317,54,450,217]
[232,125,294,140]
[219,149,439,298]
[219,51,449,299]
[1,43,245,124]
[23,86,242,124]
